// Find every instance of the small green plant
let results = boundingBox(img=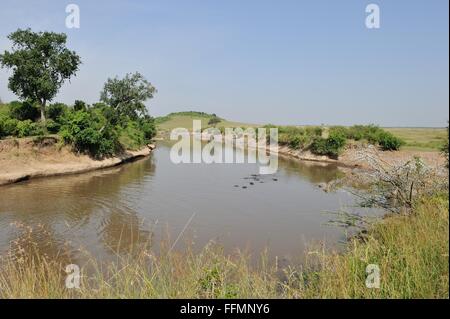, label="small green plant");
[288,135,307,149]
[118,121,146,150]
[139,116,157,141]
[16,120,36,137]
[45,119,60,134]
[9,100,40,121]
[73,100,87,112]
[376,131,404,151]
[208,116,221,127]
[46,103,68,122]
[0,116,18,137]
[60,110,120,158]
[310,132,346,158]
